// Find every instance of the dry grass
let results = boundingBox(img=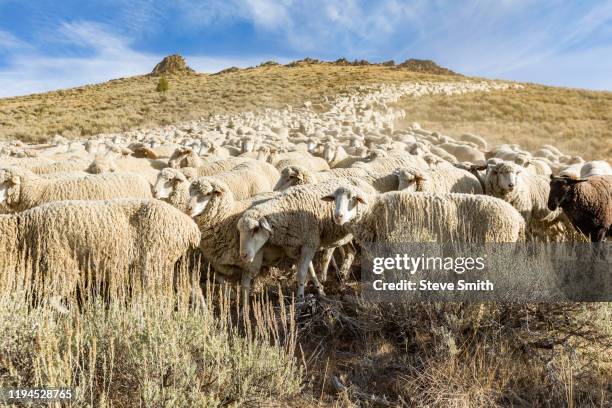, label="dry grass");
[397,83,612,161]
[0,65,452,143]
[0,257,304,407]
